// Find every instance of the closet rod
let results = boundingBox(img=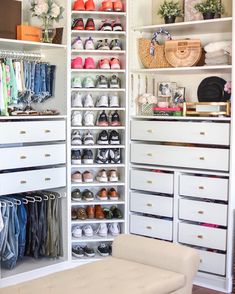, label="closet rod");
[0,50,43,60]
